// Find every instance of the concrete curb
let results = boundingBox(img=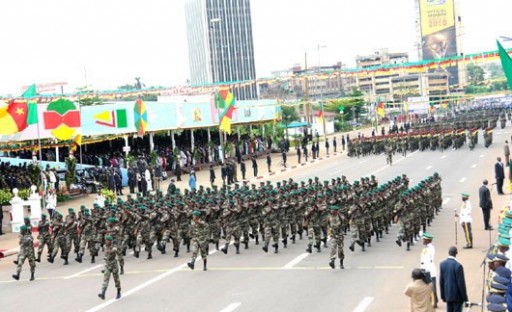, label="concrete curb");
[0,241,39,259]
